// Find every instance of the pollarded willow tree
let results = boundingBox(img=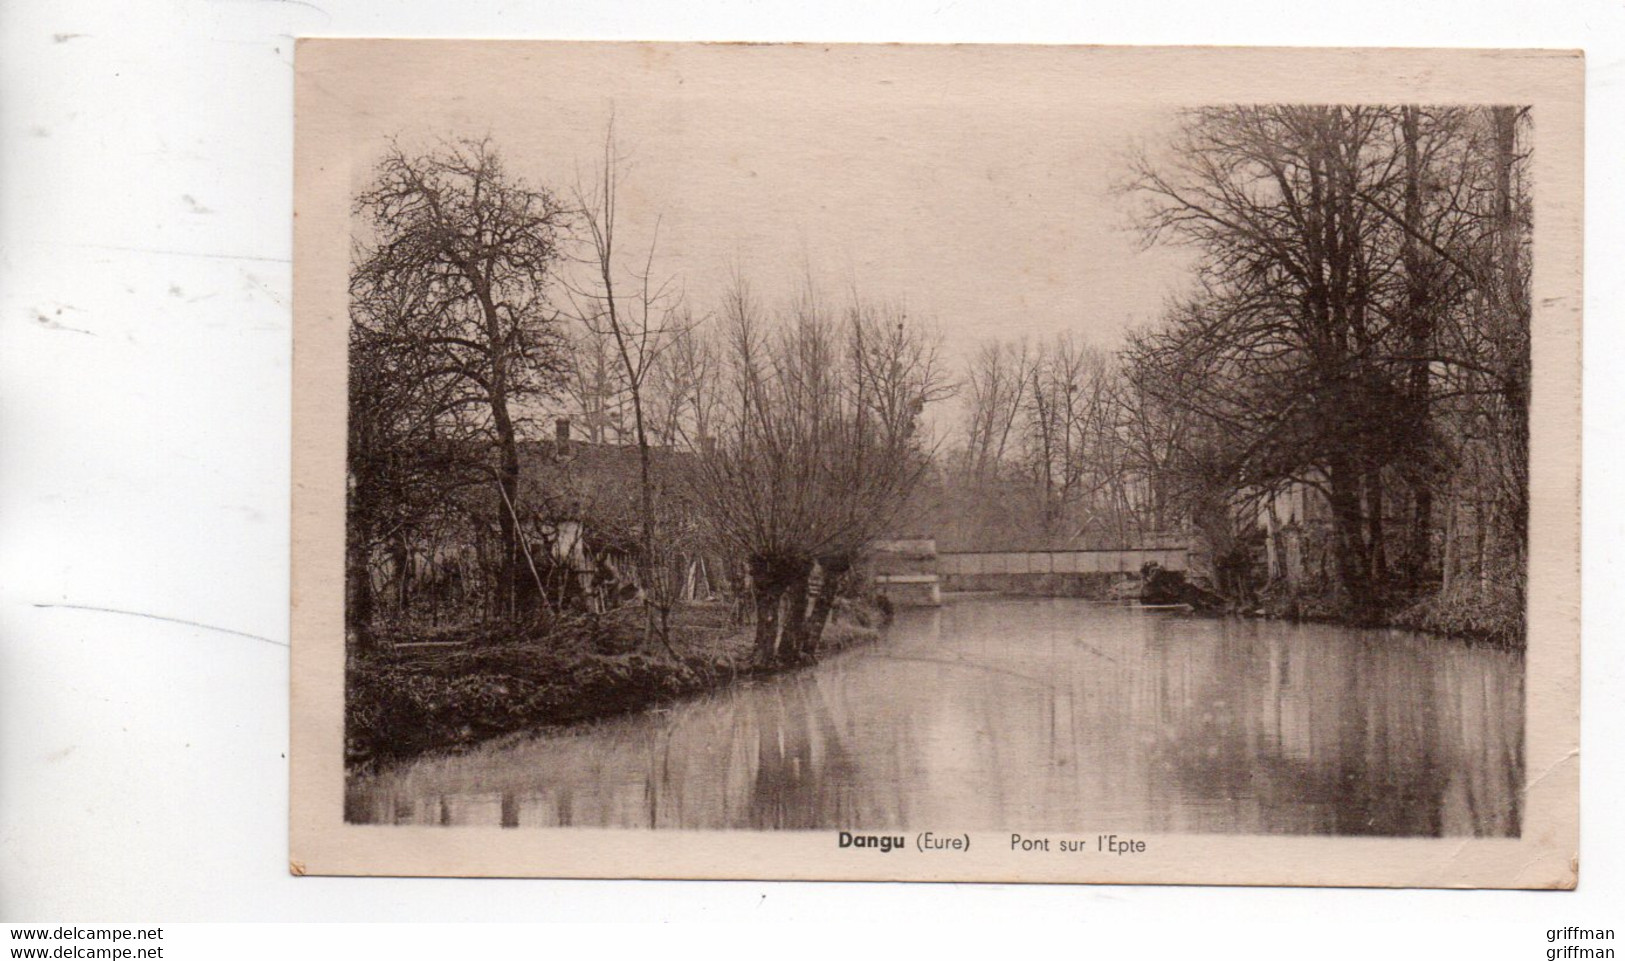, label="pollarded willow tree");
[805,296,955,650]
[350,138,573,620]
[692,279,949,667]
